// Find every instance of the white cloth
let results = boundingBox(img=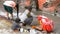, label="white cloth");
[20,9,29,22]
[3,1,16,7]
